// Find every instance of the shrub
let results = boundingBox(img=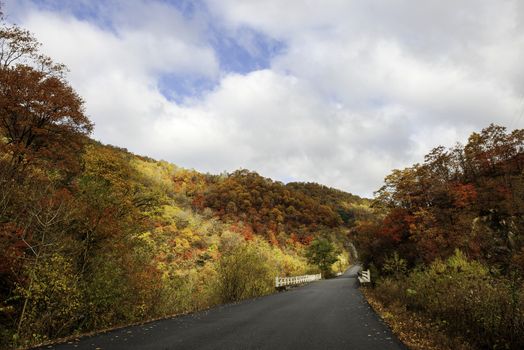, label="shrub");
[13,254,81,347]
[382,251,407,277]
[216,240,275,303]
[373,250,524,349]
[81,254,133,330]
